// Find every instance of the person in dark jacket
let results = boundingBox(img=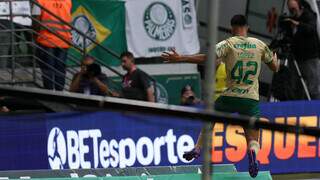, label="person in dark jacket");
[69,56,110,96]
[285,0,320,99]
[120,51,155,102]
